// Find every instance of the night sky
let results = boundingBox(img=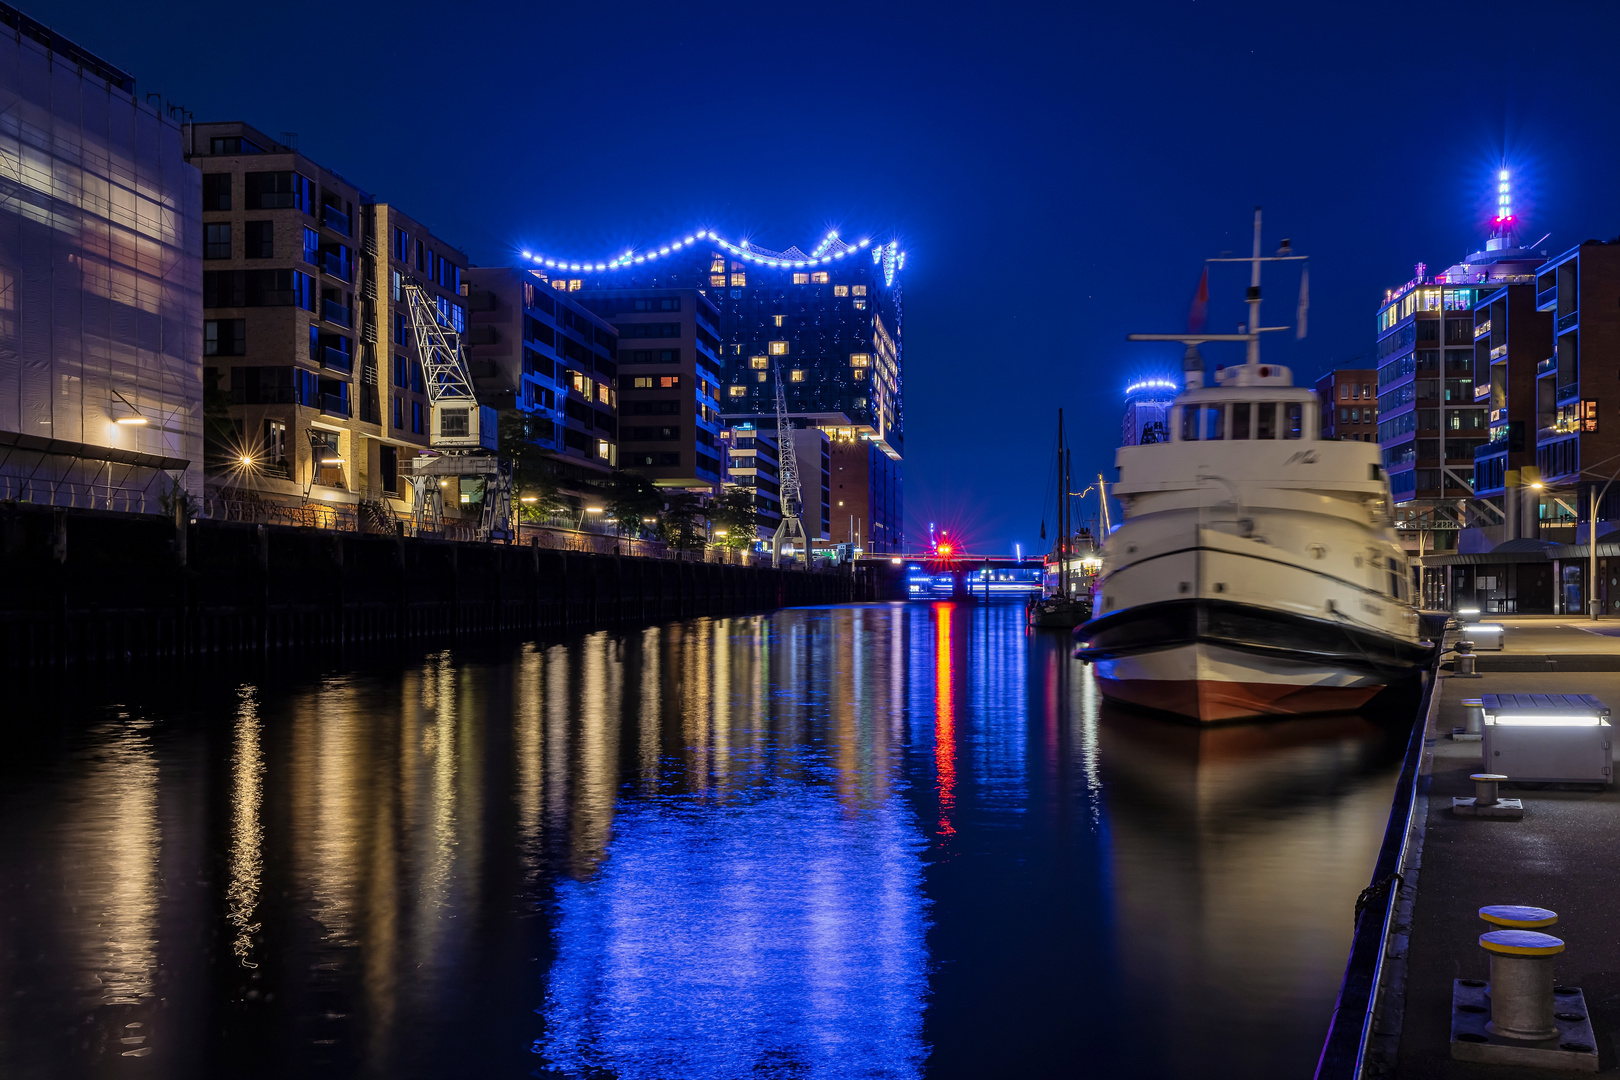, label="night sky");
[36,0,1620,553]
